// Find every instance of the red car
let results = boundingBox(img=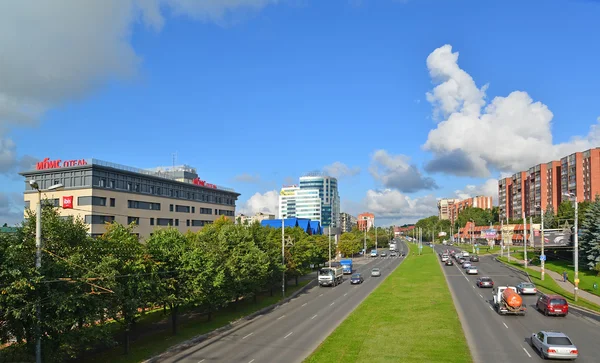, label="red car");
[537,294,569,317]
